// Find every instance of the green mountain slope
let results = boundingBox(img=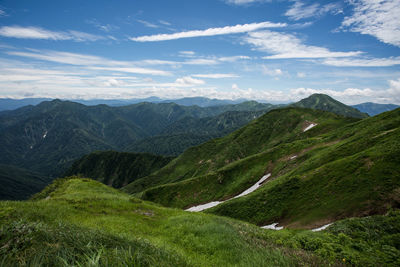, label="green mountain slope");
[291,94,369,118]
[206,108,400,227]
[352,102,399,116]
[123,107,356,194]
[0,164,51,200]
[127,110,268,156]
[1,178,399,266]
[65,151,173,188]
[128,107,399,229]
[0,178,325,266]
